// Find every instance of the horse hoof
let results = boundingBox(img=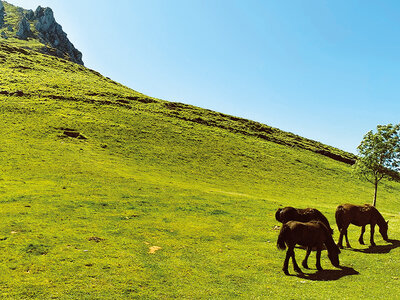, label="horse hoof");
[317,267,323,271]
[294,268,303,274]
[359,240,365,245]
[302,263,309,269]
[371,243,376,247]
[283,270,290,275]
